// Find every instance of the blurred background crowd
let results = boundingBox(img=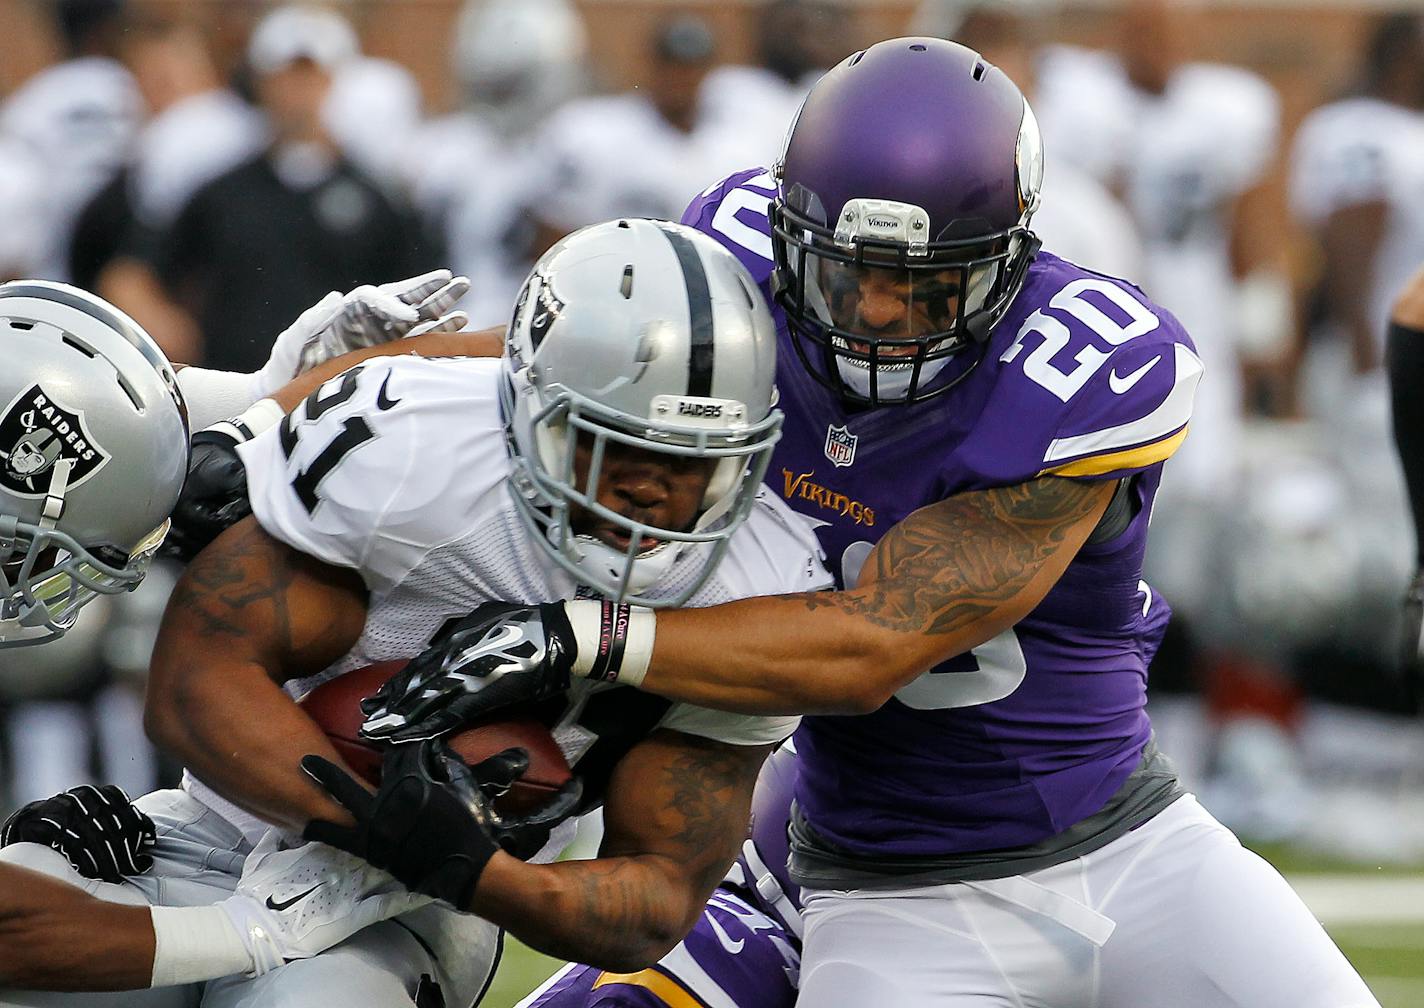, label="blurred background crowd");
[1,0,1422,867]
